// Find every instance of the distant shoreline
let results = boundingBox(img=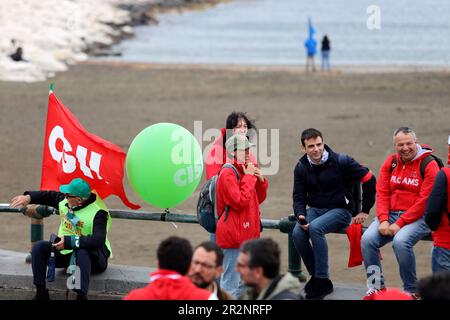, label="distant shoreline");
[83,60,450,74]
[88,0,232,57]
